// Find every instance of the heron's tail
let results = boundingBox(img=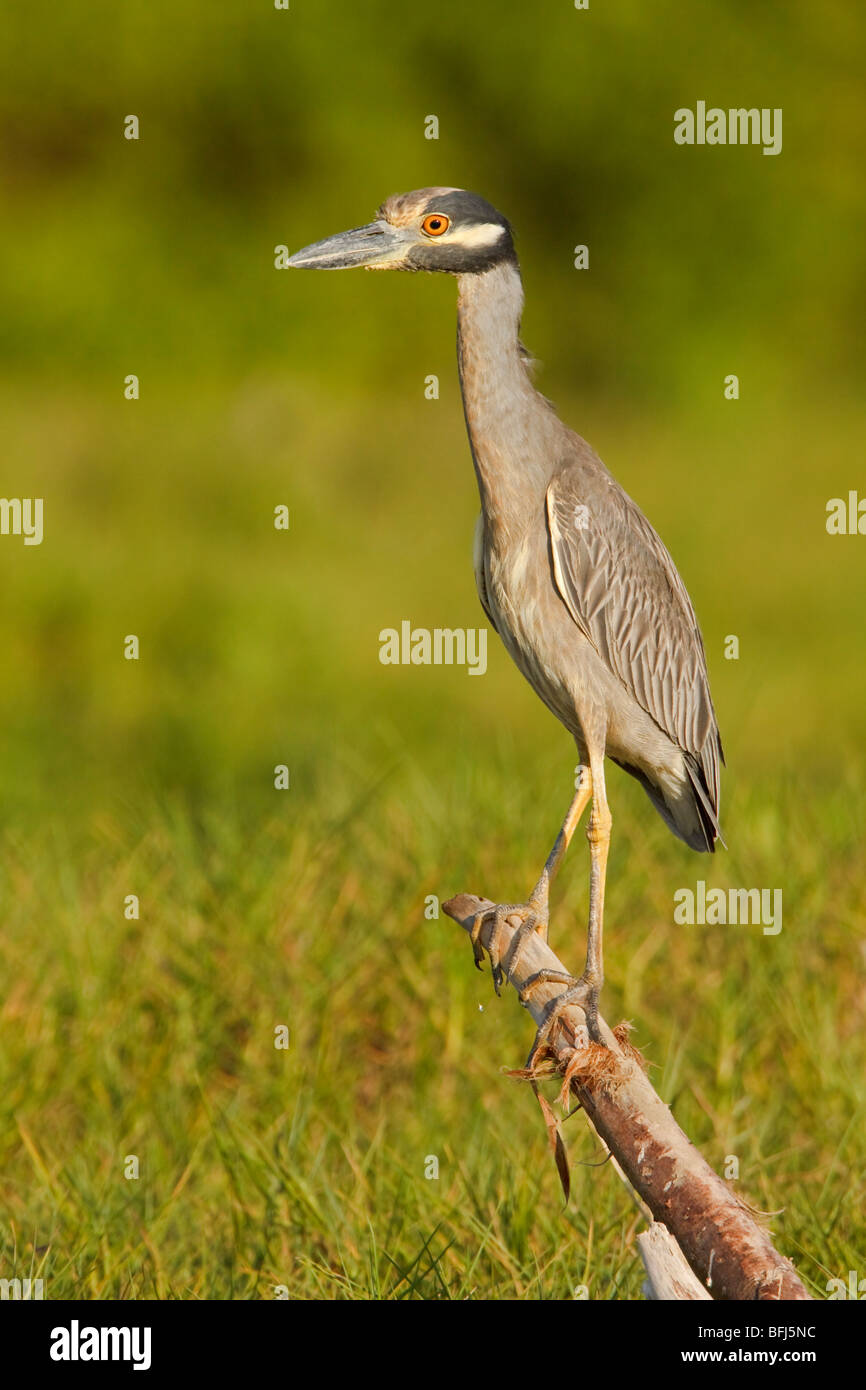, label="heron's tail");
[613,753,723,853]
[682,755,725,852]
